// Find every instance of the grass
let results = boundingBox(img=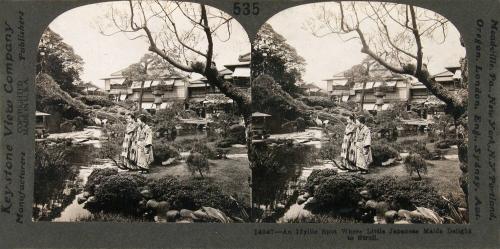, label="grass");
[365,156,465,207]
[148,157,251,206]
